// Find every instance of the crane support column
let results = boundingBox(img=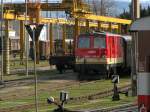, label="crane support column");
[97,21,101,31]
[118,24,122,34]
[49,23,53,55]
[3,20,10,75]
[86,20,90,32]
[74,18,80,48]
[75,18,80,37]
[35,4,41,64]
[62,24,66,53]
[20,21,25,64]
[109,23,112,32]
